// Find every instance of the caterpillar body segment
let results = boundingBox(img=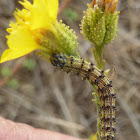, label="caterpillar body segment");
[51,54,116,140]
